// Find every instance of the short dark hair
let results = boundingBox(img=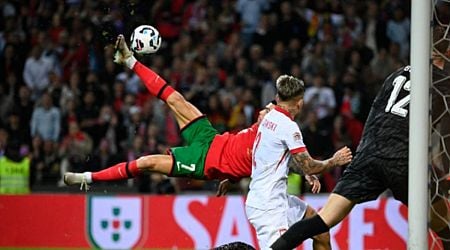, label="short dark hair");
[211,242,256,250]
[276,75,305,101]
